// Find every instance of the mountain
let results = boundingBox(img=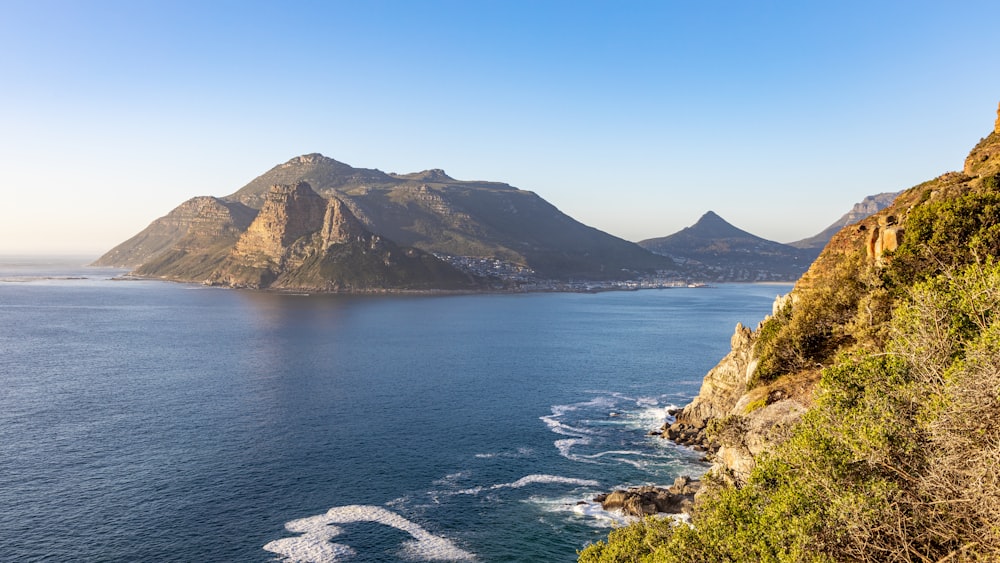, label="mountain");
[135,182,479,292]
[788,191,900,249]
[637,211,816,281]
[95,154,672,281]
[581,104,1000,561]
